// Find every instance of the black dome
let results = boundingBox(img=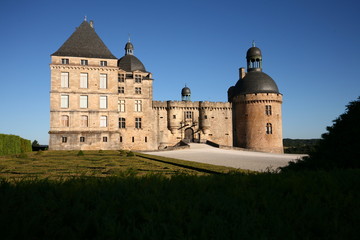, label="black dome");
[234,71,279,95]
[181,86,191,96]
[118,55,146,72]
[125,42,134,50]
[246,47,262,58]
